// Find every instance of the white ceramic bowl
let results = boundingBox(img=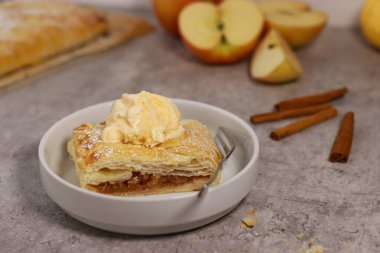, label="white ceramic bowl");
[38,99,259,235]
